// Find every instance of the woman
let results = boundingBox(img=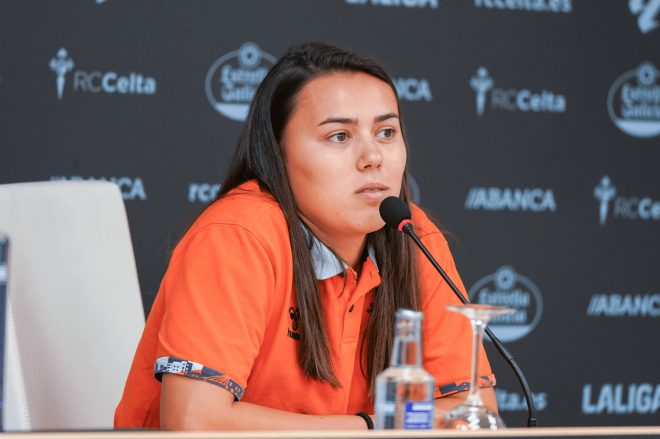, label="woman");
[115,42,497,430]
